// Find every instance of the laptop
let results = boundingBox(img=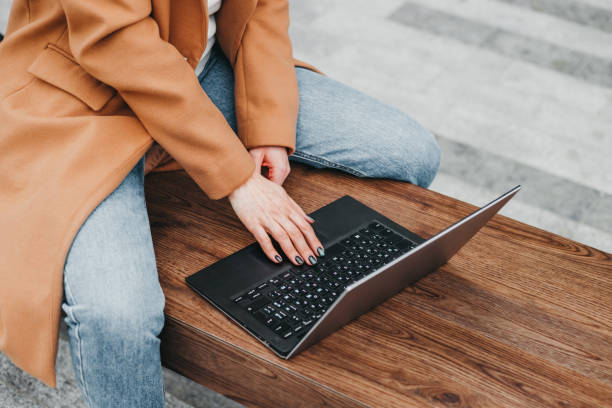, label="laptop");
[186,186,520,358]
